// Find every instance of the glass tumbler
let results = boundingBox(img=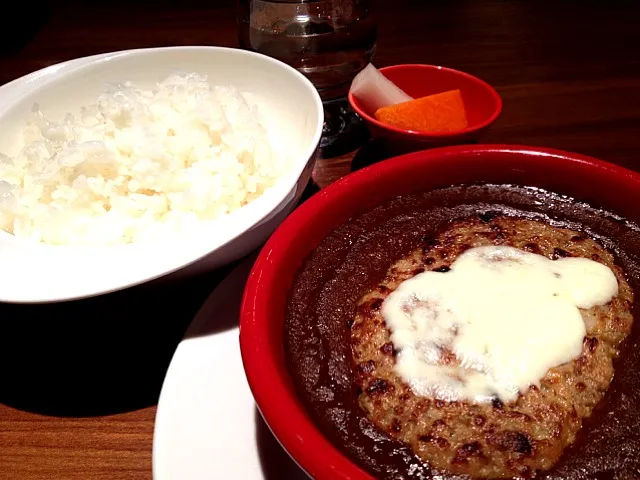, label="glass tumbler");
[237,0,377,155]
